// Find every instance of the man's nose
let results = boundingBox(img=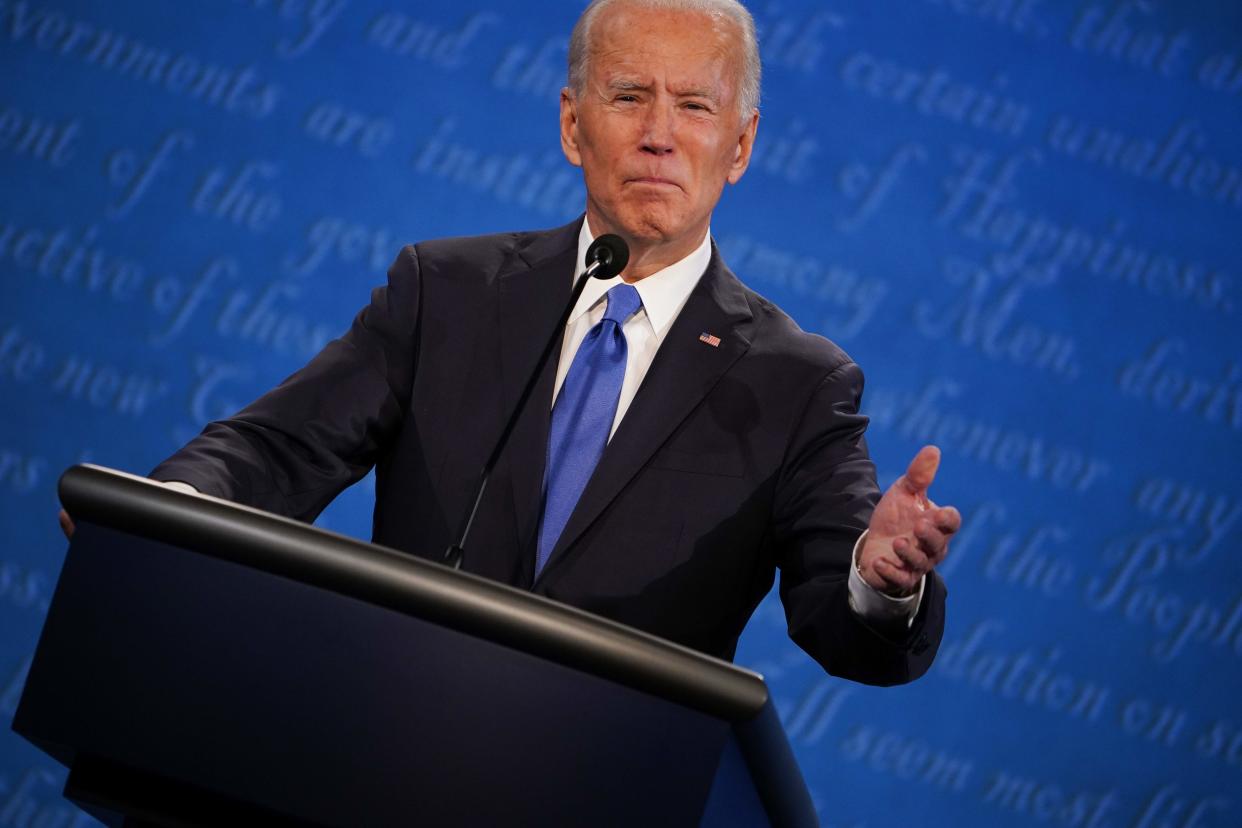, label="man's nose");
[639,103,675,155]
